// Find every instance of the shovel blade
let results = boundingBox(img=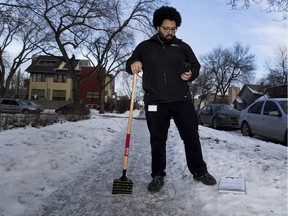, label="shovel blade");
[112,178,133,194]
